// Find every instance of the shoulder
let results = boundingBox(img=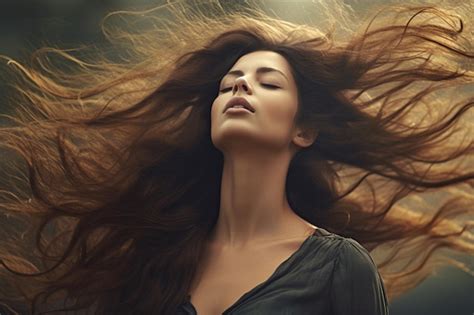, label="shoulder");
[310,228,378,272]
[305,228,384,288]
[298,228,389,313]
[324,232,390,314]
[335,237,379,274]
[301,228,382,280]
